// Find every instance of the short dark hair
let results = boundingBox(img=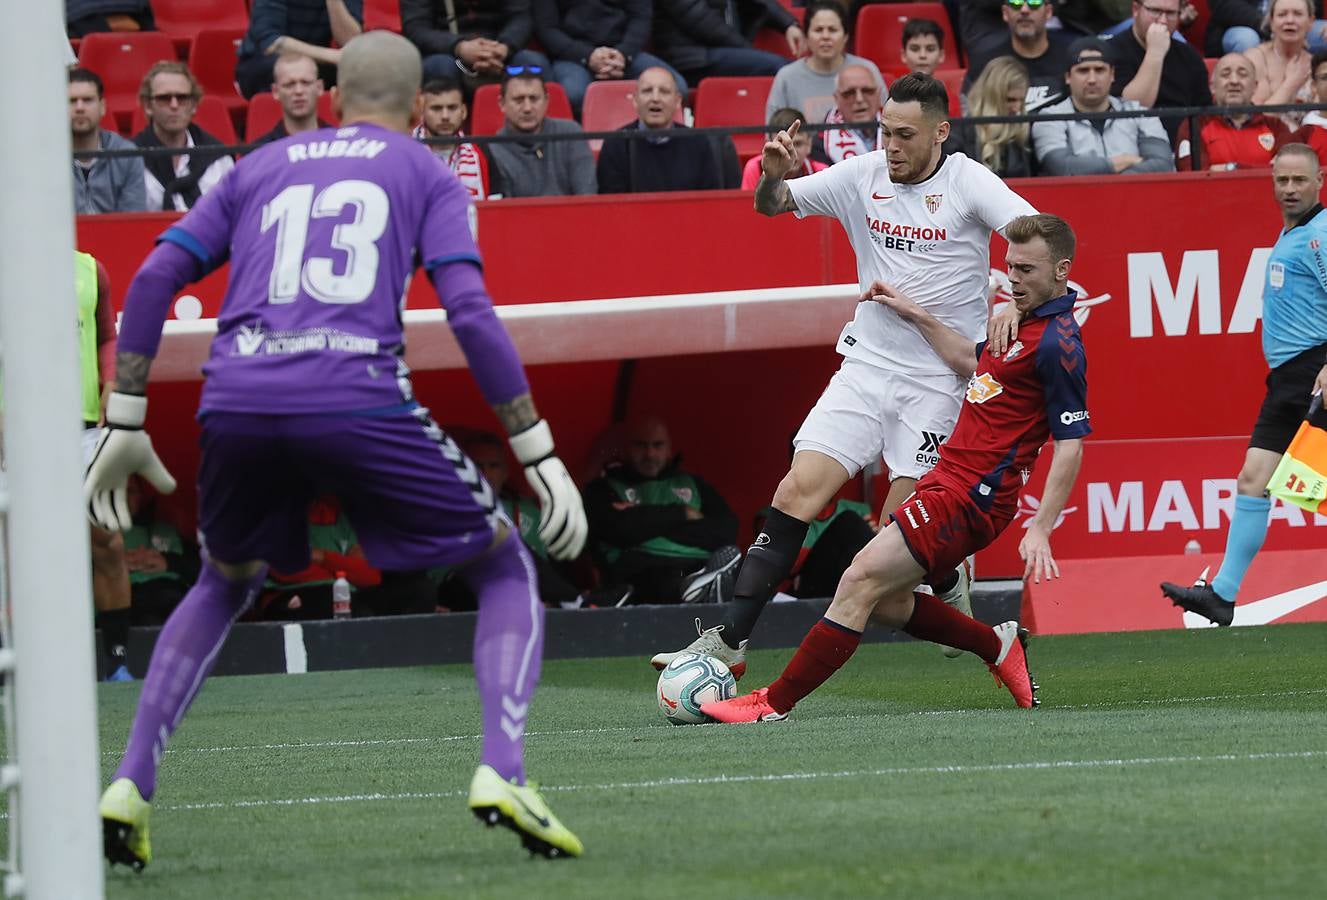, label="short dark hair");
[886,72,949,120]
[422,77,463,97]
[768,106,803,134]
[806,0,849,33]
[500,69,546,99]
[69,67,104,98]
[1005,213,1076,263]
[902,18,944,48]
[1313,49,1327,77]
